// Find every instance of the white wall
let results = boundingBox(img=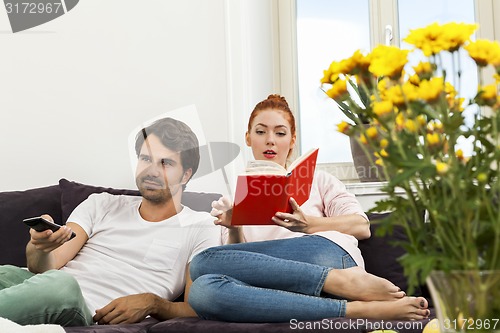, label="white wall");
[0,0,279,194]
